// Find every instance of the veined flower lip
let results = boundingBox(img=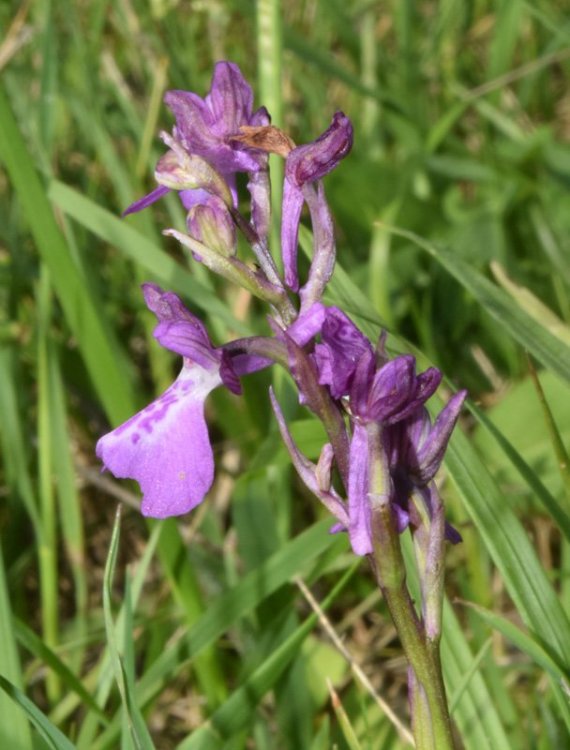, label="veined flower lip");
[96,363,221,519]
[96,284,272,518]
